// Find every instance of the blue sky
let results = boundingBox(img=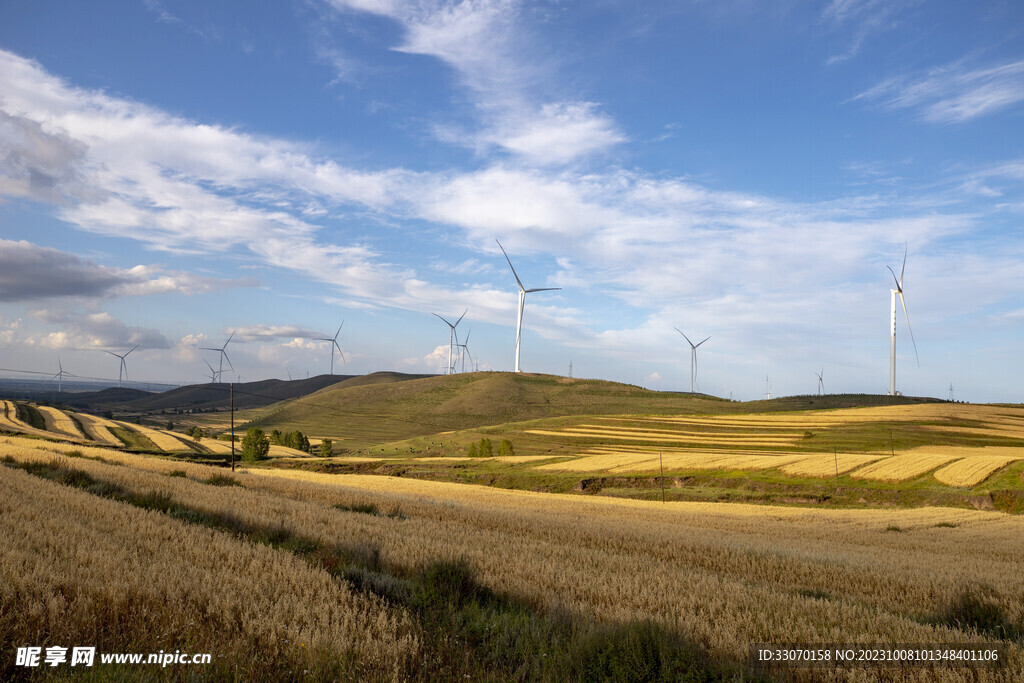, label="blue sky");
[0,0,1022,401]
